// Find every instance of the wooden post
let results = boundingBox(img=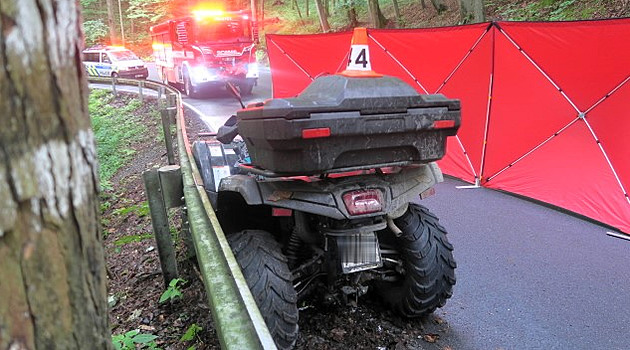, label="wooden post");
[167,93,177,108]
[161,109,176,165]
[143,169,179,286]
[111,76,117,97]
[167,93,178,124]
[157,86,164,108]
[158,165,184,209]
[138,80,144,103]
